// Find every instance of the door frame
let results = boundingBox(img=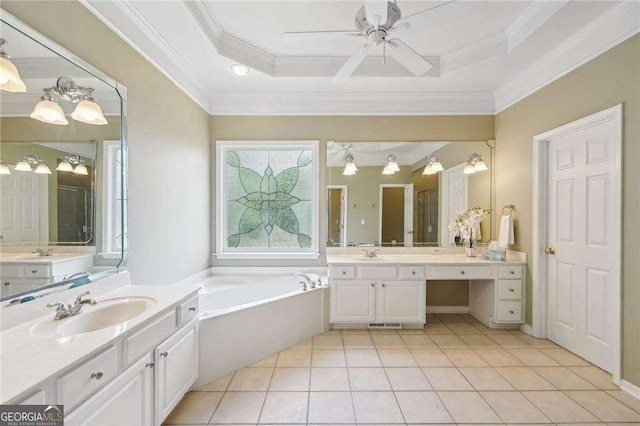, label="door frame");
[439,162,467,245]
[378,184,408,245]
[532,104,622,384]
[327,184,348,247]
